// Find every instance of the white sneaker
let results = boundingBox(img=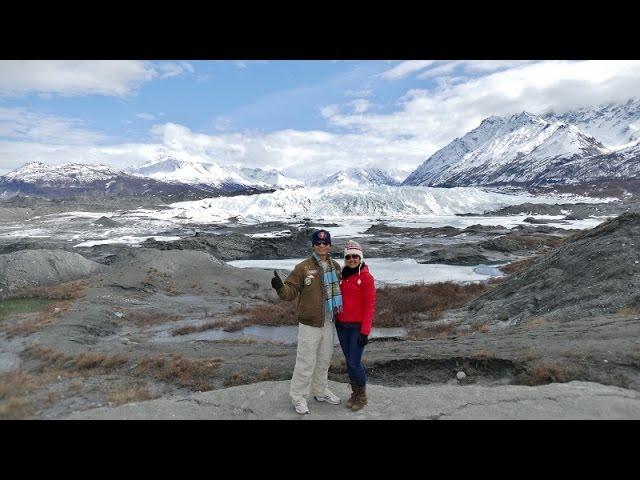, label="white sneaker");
[293,398,310,415]
[314,390,341,405]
